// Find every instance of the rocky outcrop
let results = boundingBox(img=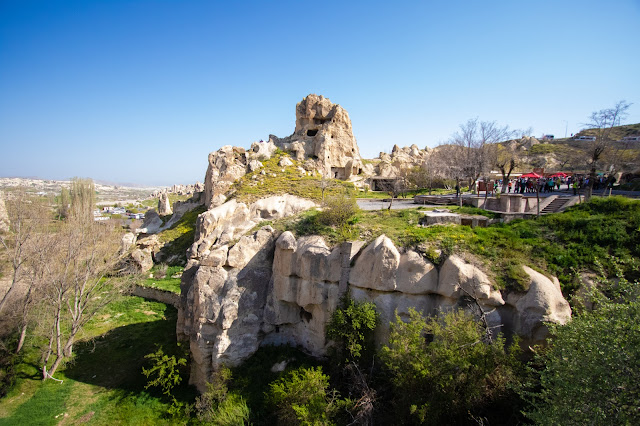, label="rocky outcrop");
[131,248,153,273]
[203,146,248,209]
[179,226,572,390]
[269,94,363,179]
[158,192,172,216]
